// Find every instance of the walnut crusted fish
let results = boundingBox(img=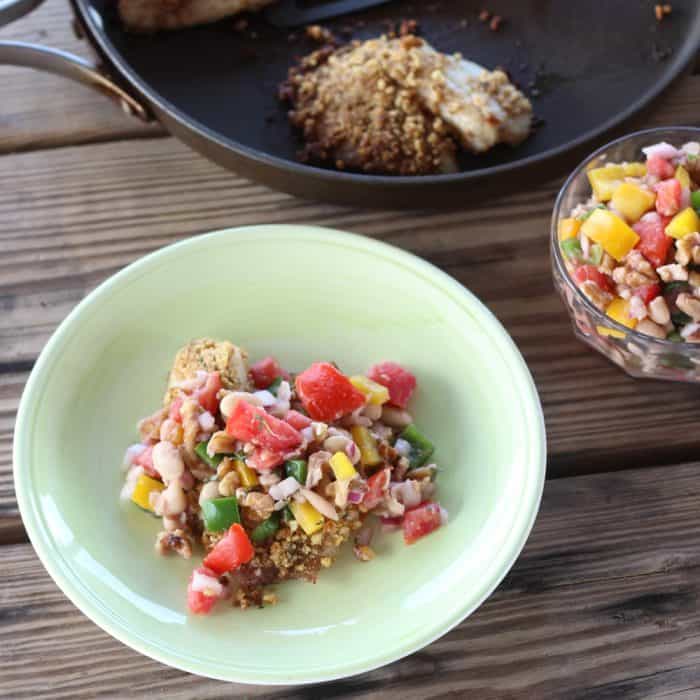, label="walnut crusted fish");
[118,0,274,31]
[281,35,533,175]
